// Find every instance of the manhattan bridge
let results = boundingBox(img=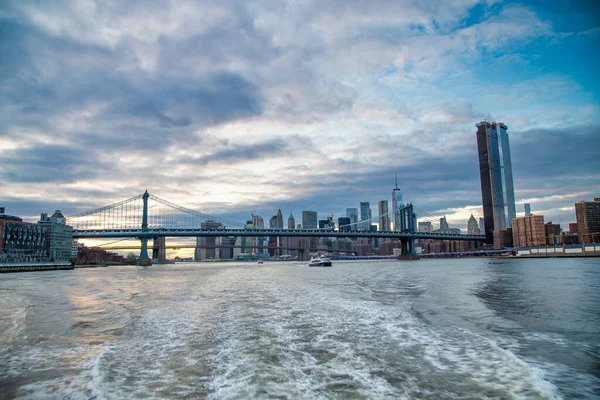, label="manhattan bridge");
[67,191,485,263]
